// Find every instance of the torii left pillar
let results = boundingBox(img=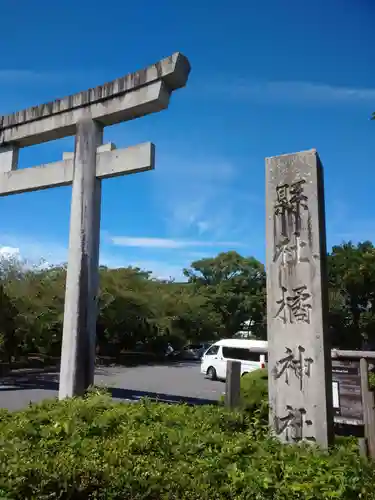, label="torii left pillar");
[59,118,103,397]
[0,136,155,398]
